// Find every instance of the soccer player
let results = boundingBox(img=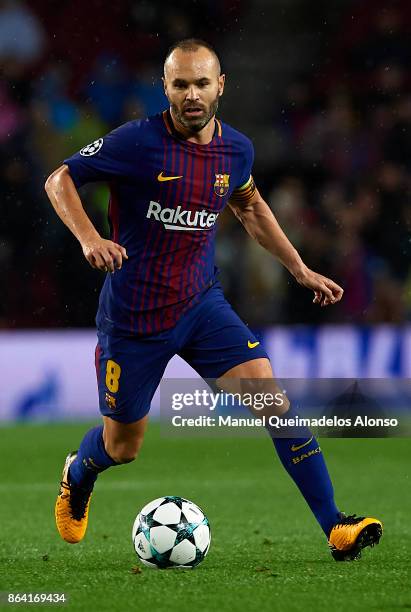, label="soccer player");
[45,39,382,561]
